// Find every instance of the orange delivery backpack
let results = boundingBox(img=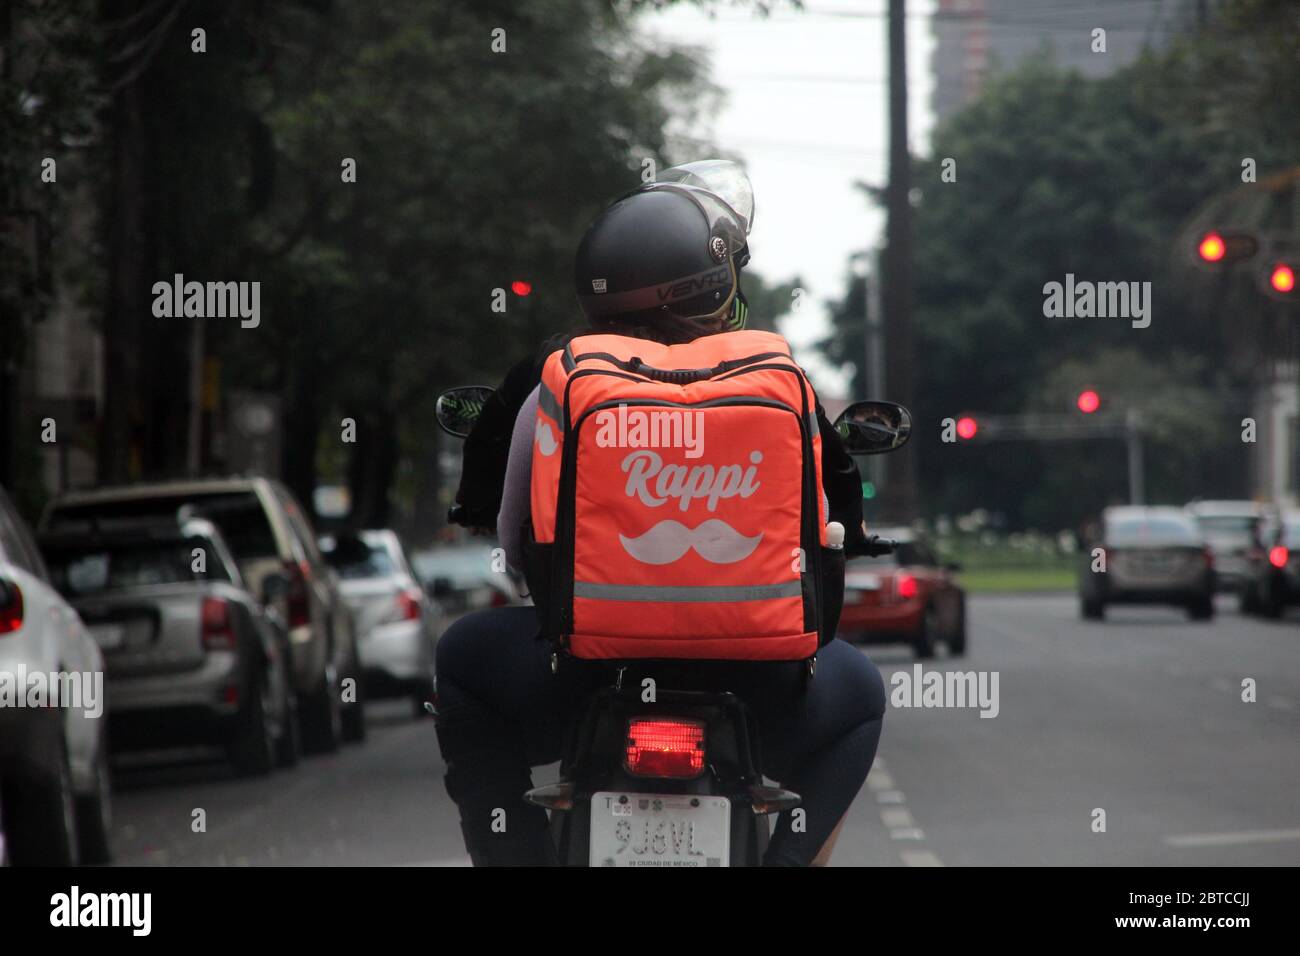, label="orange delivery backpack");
[521,328,843,662]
